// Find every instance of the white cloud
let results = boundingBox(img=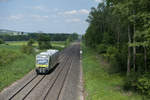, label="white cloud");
[59,9,89,16]
[94,0,103,3]
[32,6,45,10]
[79,9,89,14]
[31,6,50,12]
[65,18,81,23]
[8,14,24,20]
[64,10,77,15]
[31,15,49,20]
